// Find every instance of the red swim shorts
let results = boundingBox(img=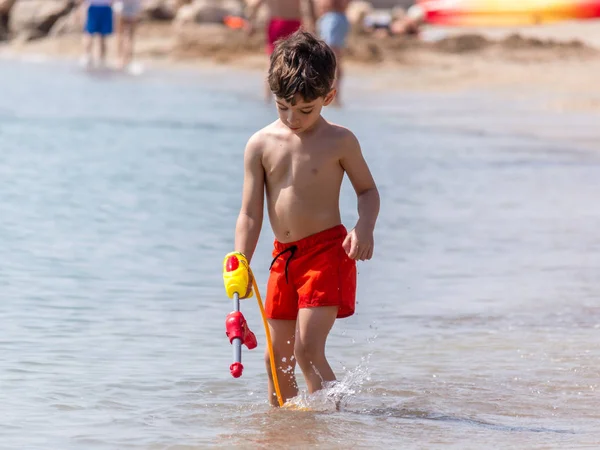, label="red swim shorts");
[266,17,302,55]
[265,225,357,320]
